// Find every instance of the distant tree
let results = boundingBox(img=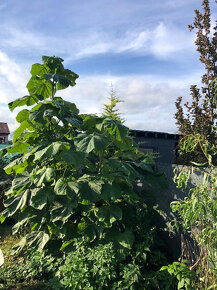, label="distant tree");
[175,0,217,165]
[102,85,124,123]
